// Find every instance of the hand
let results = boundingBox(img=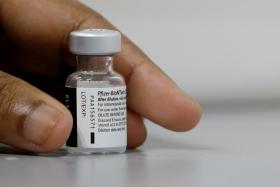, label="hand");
[0,0,201,152]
